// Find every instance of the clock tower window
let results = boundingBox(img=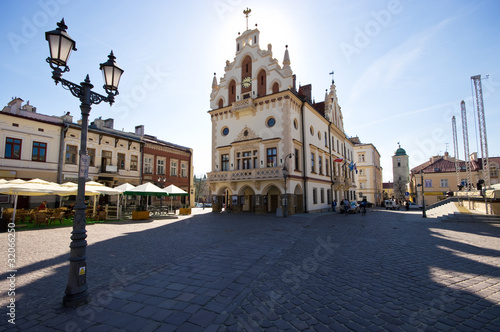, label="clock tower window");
[257,69,267,97]
[228,80,236,105]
